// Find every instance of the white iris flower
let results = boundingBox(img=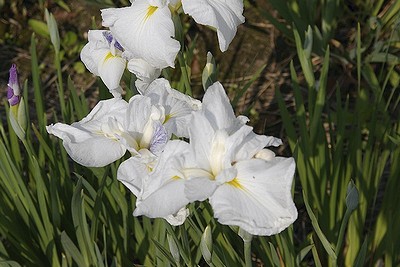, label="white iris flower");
[80,30,126,97]
[116,79,201,224]
[101,0,180,69]
[182,82,297,235]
